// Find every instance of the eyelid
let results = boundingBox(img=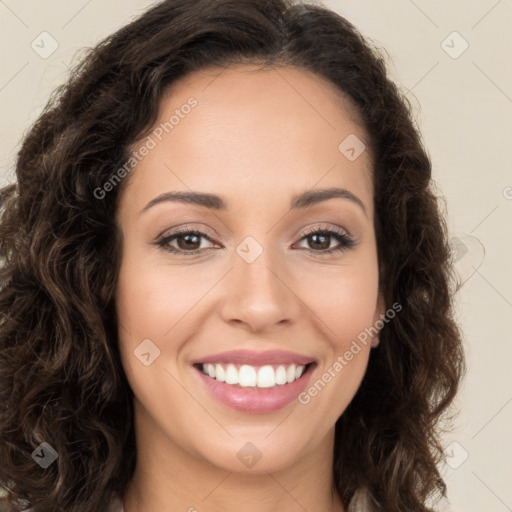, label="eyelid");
[157,223,218,240]
[298,223,352,239]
